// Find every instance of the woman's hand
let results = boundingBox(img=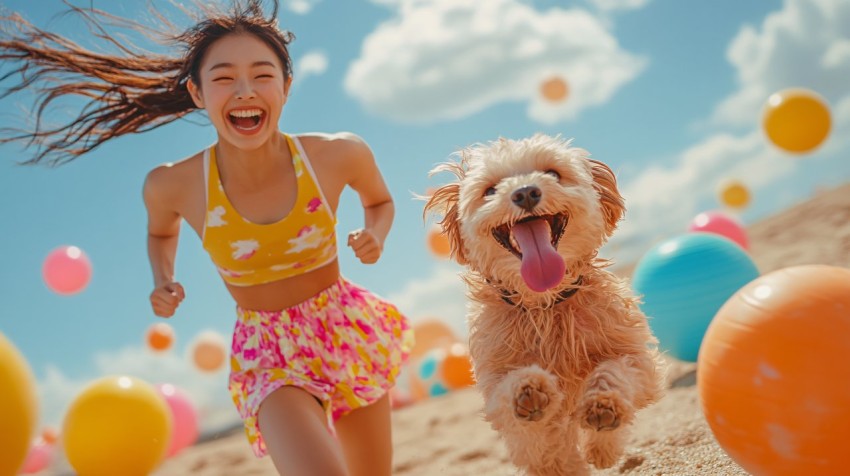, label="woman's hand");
[348,228,383,264]
[150,281,185,318]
